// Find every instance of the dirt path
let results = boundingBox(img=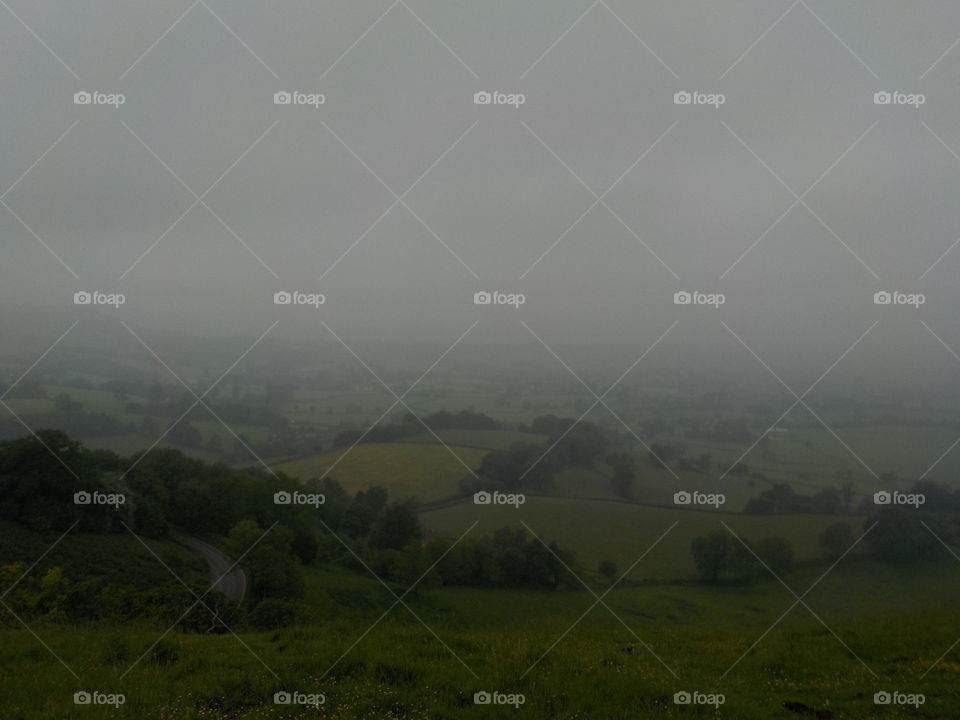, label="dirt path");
[171,530,246,604]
